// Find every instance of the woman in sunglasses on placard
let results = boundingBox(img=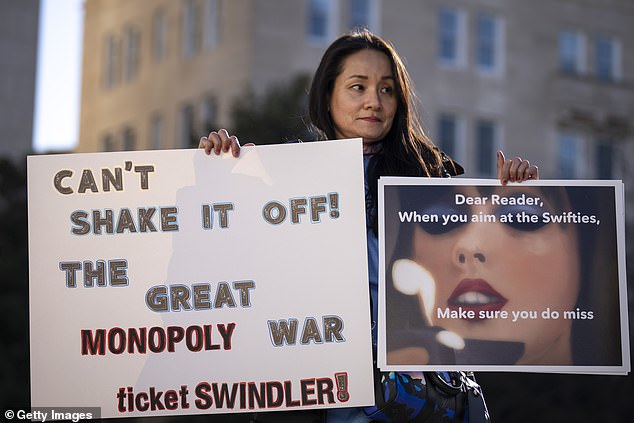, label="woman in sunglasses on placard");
[385,184,621,368]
